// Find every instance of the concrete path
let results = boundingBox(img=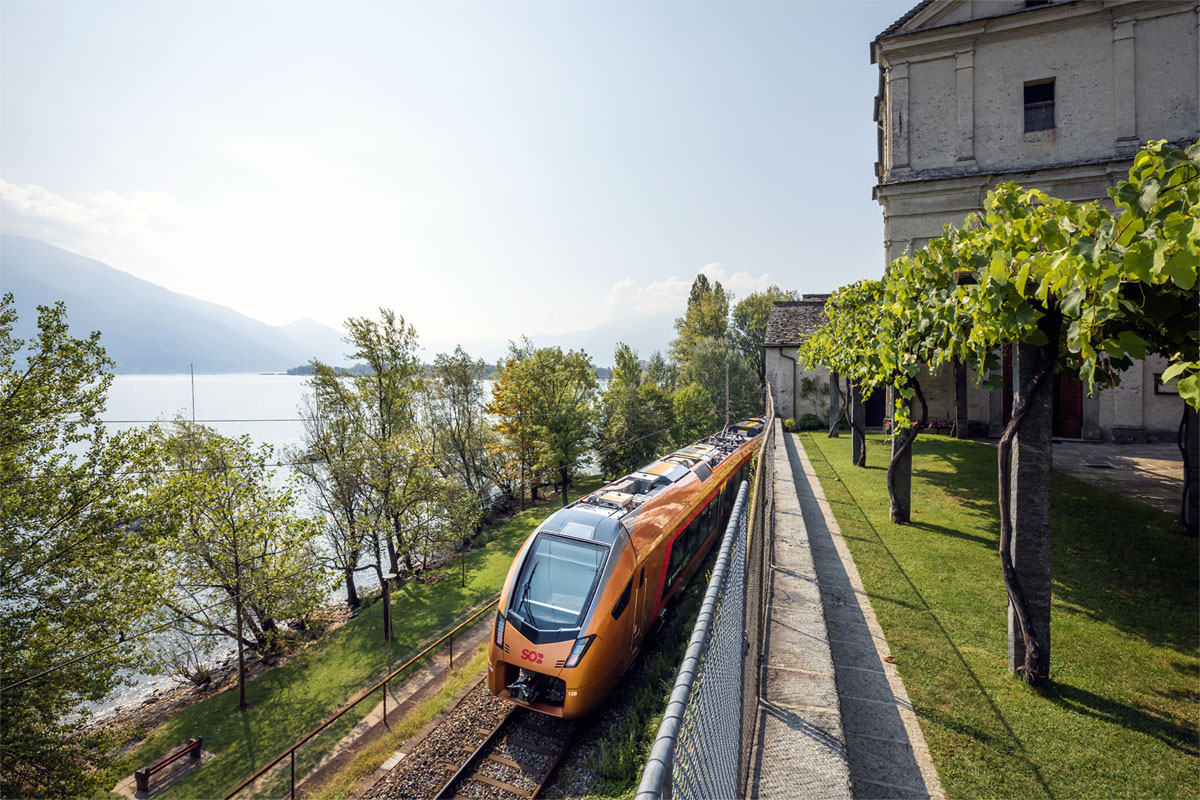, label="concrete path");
[1051,440,1182,513]
[749,424,852,800]
[749,429,943,800]
[787,434,943,800]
